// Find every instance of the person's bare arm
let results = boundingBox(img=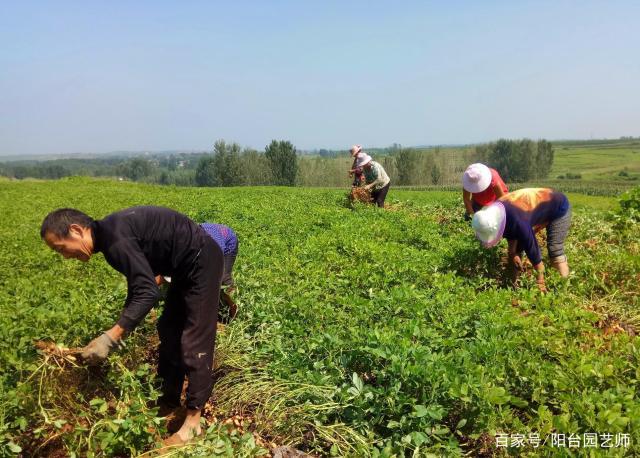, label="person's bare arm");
[463,190,474,215]
[508,240,522,270]
[533,262,546,292]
